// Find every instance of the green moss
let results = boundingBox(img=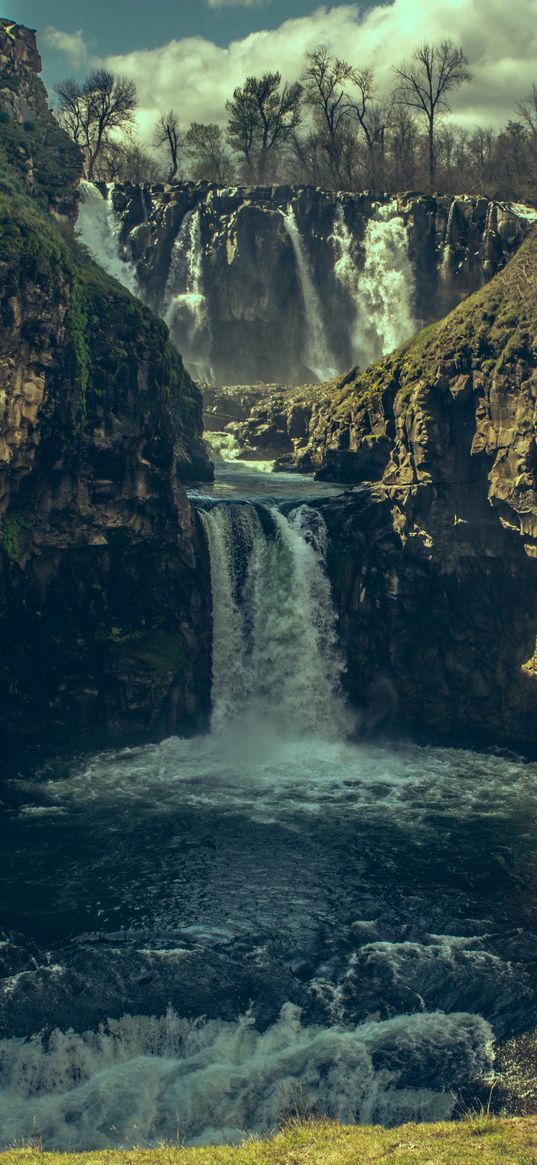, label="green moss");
[1,514,25,561]
[65,280,90,428]
[0,78,81,207]
[0,189,68,286]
